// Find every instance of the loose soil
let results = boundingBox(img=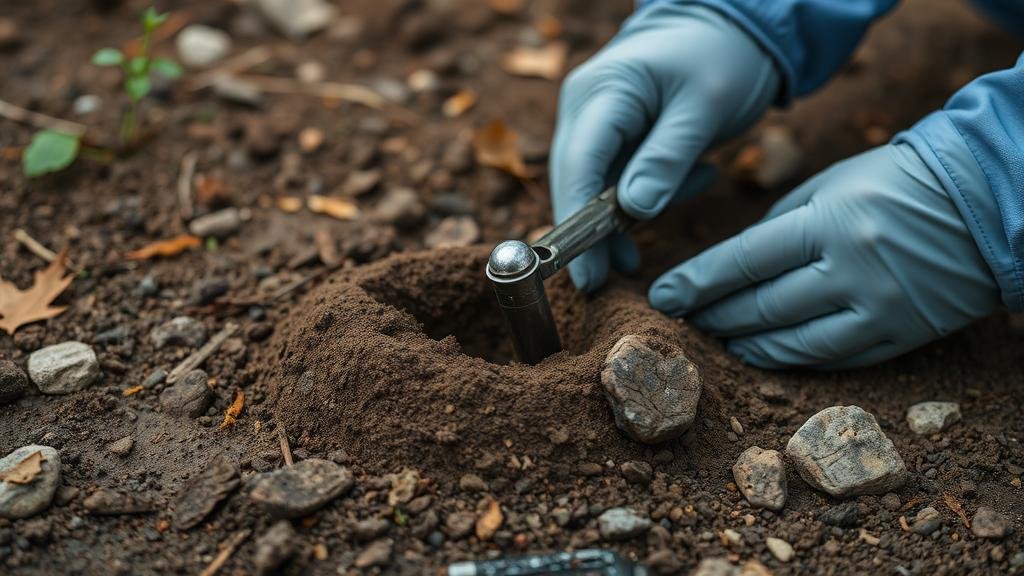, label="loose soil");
[1,0,1022,574]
